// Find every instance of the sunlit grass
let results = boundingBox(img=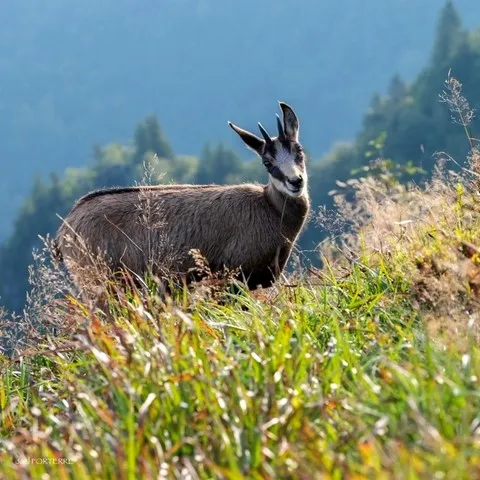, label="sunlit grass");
[1,251,480,479]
